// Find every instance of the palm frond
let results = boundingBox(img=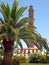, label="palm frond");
[17,39,23,49]
[20,25,36,33]
[6,3,10,17]
[40,38,48,51]
[0,33,7,40]
[16,17,34,28]
[0,17,4,24]
[10,26,19,40]
[33,32,48,50]
[0,24,6,34]
[23,39,29,48]
[11,0,19,21]
[15,7,27,21]
[0,2,8,22]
